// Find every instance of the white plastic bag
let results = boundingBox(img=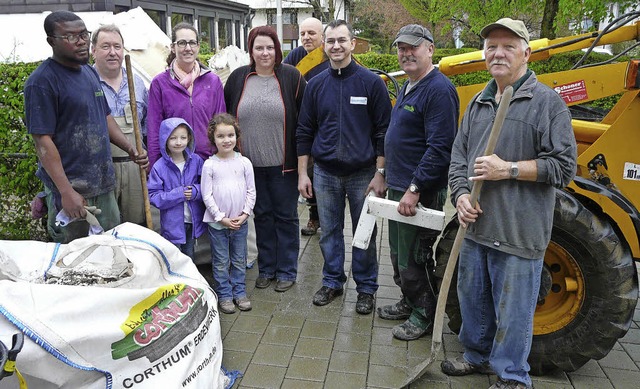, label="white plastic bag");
[0,223,231,389]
